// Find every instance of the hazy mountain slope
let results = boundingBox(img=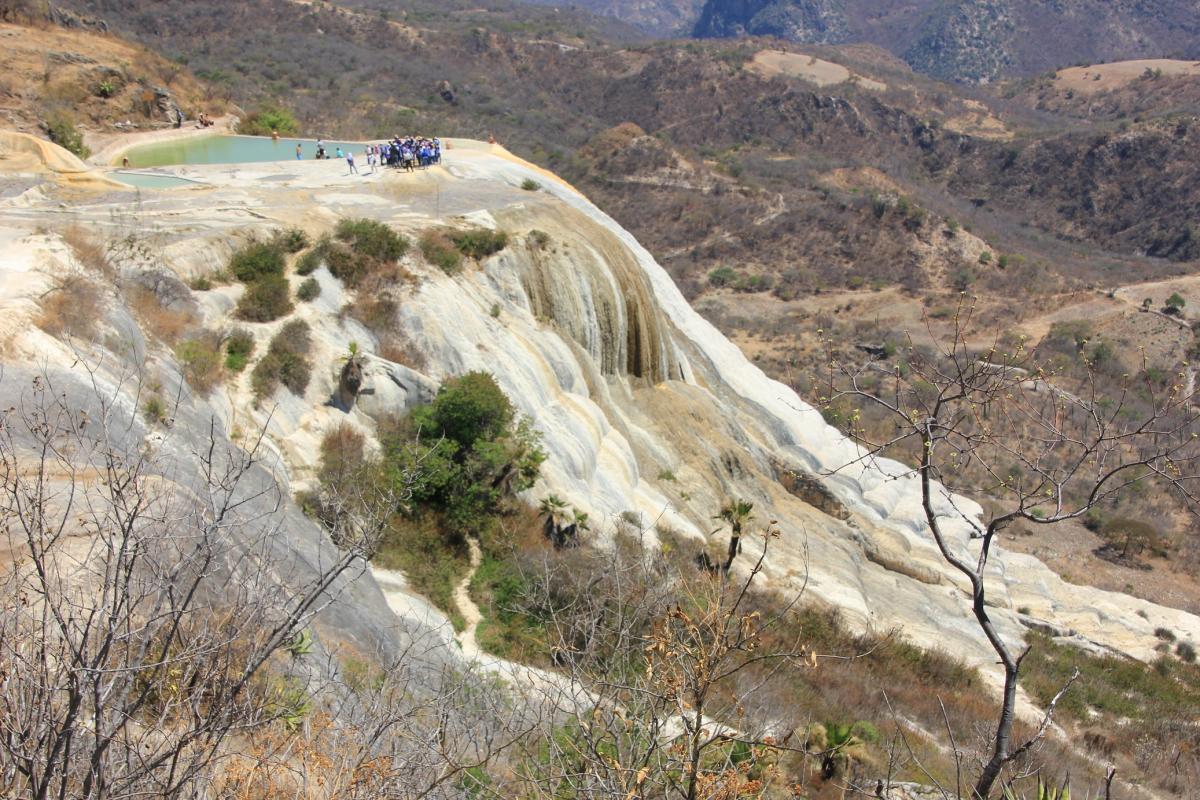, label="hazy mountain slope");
[693,0,1200,82]
[519,0,705,37]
